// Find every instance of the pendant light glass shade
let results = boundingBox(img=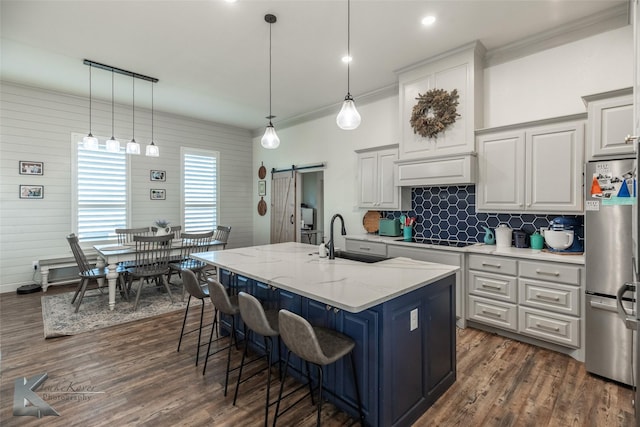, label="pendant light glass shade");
[261,14,279,149]
[261,122,280,149]
[105,137,120,152]
[336,0,360,130]
[336,94,361,130]
[145,81,159,156]
[83,65,100,150]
